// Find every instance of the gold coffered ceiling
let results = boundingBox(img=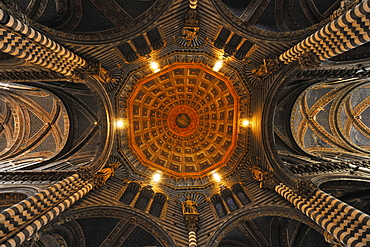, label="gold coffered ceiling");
[117,53,251,184]
[128,65,239,176]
